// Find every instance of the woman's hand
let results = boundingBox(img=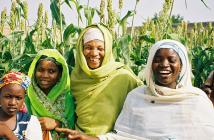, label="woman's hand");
[55,128,99,140]
[38,117,61,131]
[0,123,17,140]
